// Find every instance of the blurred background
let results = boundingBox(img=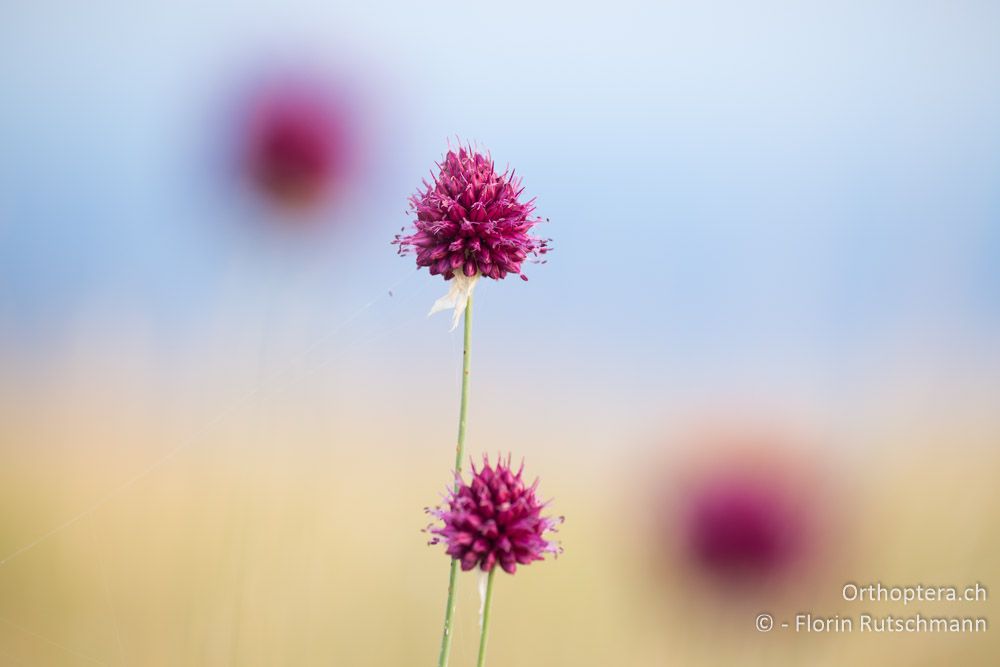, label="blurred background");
[1,1,998,665]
